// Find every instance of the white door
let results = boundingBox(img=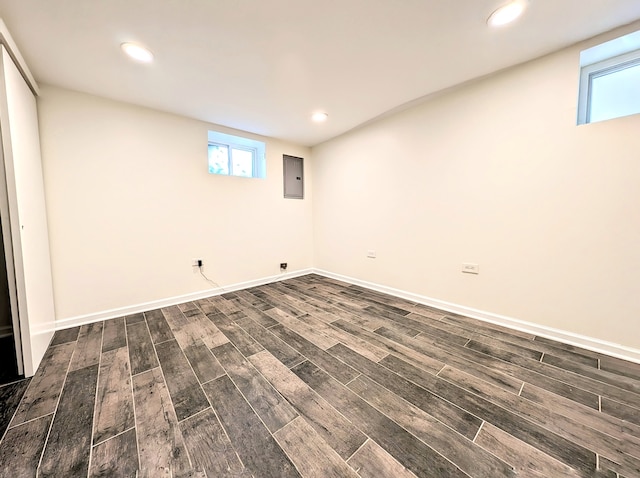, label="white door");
[0,45,56,377]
